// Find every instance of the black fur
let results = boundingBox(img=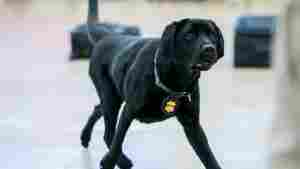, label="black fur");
[81,18,224,169]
